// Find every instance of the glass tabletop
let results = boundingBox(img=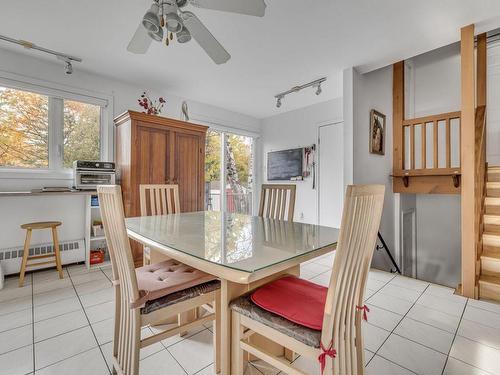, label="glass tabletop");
[125,211,339,273]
